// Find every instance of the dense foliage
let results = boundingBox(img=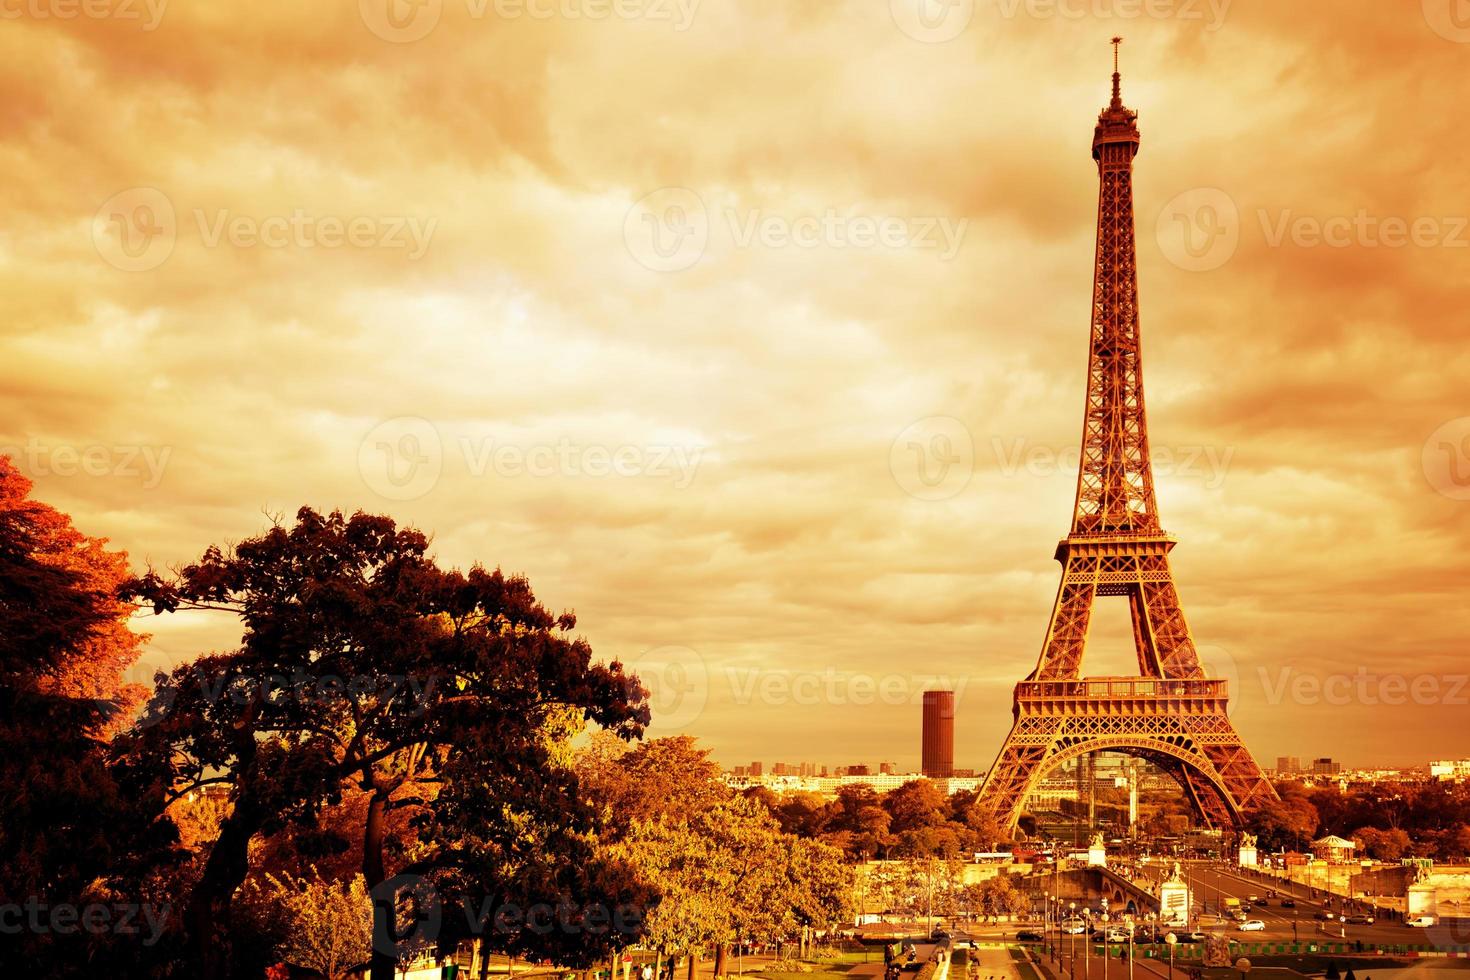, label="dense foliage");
[740,780,1007,860]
